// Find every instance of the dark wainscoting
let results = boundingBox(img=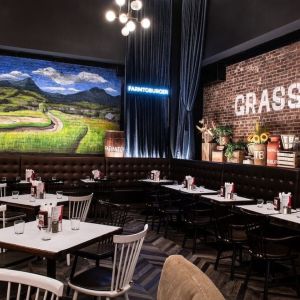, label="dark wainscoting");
[170,159,223,190]
[20,155,106,185]
[0,154,299,205]
[105,158,170,187]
